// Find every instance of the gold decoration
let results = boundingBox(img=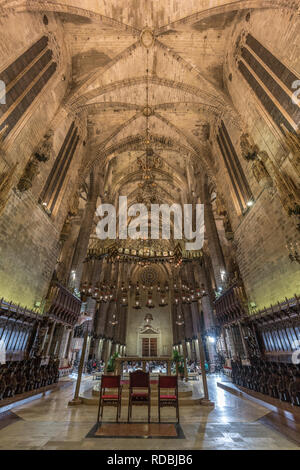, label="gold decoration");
[17,158,39,192]
[240,133,259,161]
[215,193,234,240]
[143,106,153,117]
[60,217,71,243]
[215,194,227,217]
[140,29,154,48]
[34,130,54,162]
[263,151,300,214]
[17,131,54,192]
[280,124,300,179]
[0,162,18,217]
[251,156,273,189]
[68,189,80,217]
[223,213,234,240]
